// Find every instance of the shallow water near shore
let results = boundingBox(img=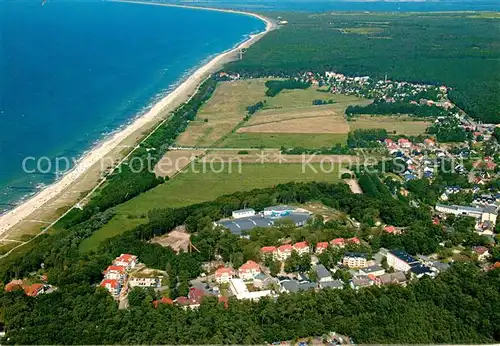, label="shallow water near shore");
[0,0,264,212]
